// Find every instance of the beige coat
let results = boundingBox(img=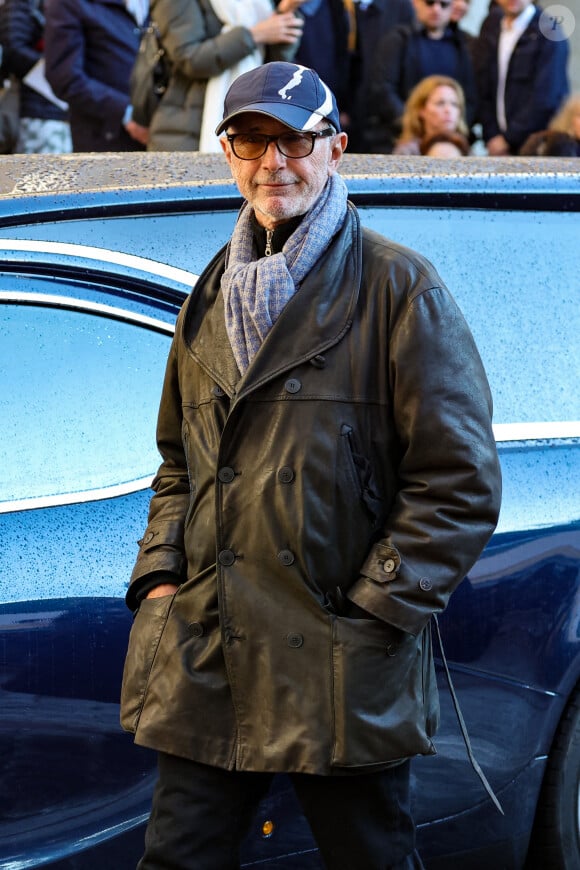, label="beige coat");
[148,0,299,151]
